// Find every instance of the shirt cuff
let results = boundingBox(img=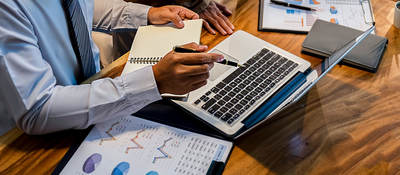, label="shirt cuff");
[192,0,211,13]
[113,3,151,30]
[120,66,162,104]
